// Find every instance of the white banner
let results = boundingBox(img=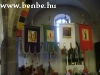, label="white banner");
[59,23,76,50]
